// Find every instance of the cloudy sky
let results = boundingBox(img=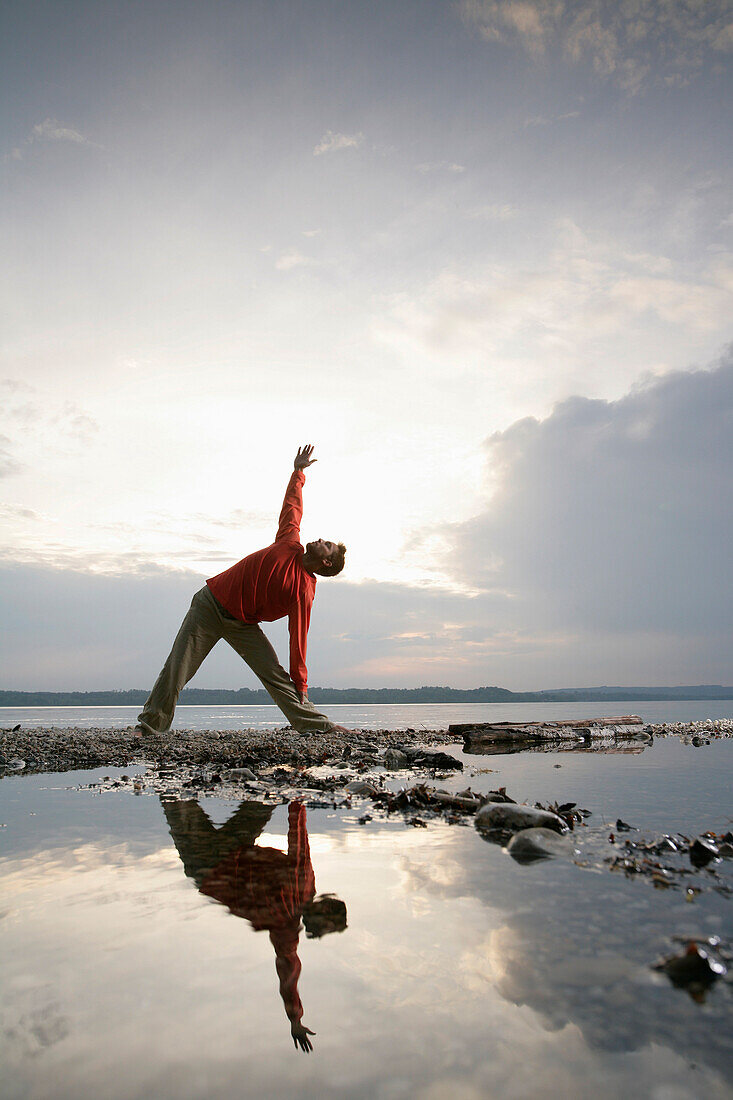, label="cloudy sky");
[1,0,732,690]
